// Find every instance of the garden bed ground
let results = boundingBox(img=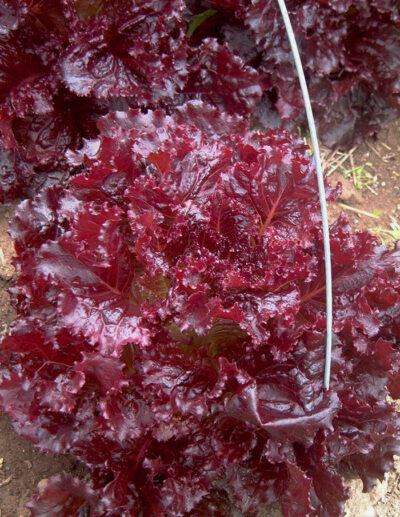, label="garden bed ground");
[0,119,399,516]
